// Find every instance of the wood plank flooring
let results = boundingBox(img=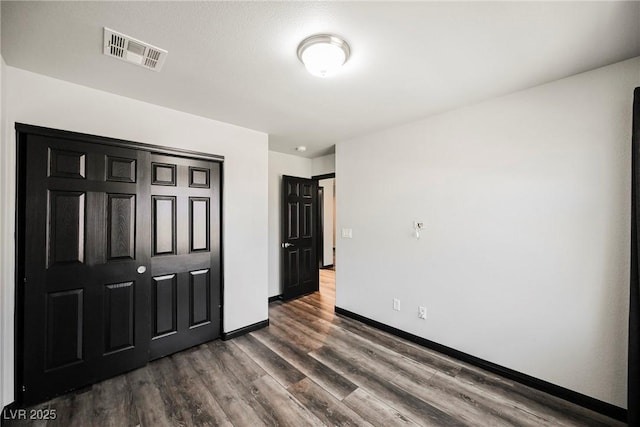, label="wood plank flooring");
[5,270,624,426]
